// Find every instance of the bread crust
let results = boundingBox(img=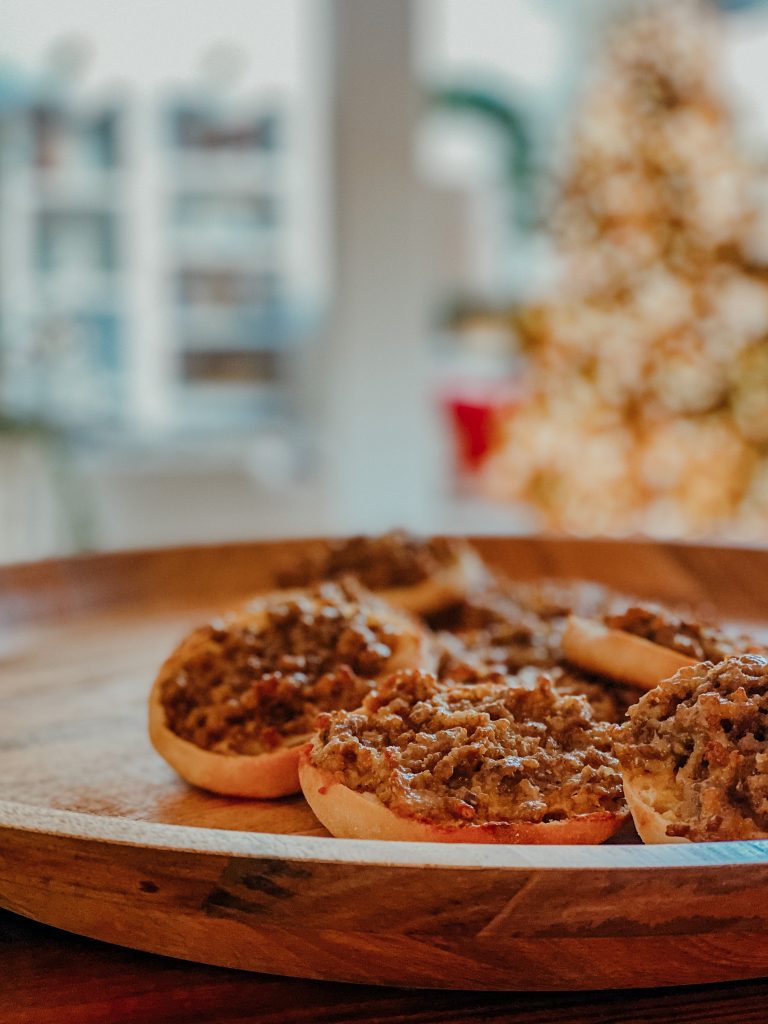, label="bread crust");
[379,545,488,615]
[299,746,627,845]
[562,615,696,690]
